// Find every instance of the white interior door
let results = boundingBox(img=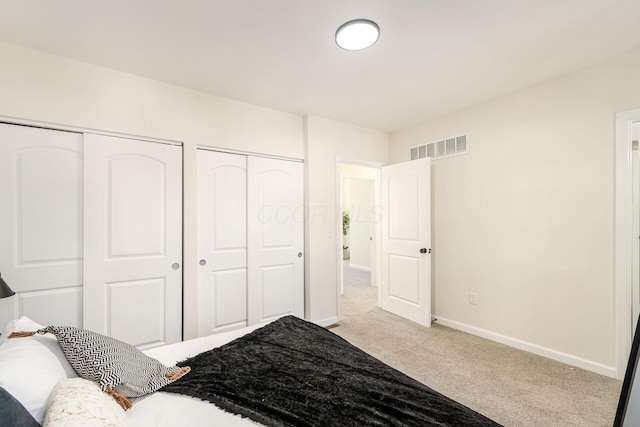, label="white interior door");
[247,156,304,324]
[381,158,431,326]
[83,134,182,348]
[0,124,83,327]
[197,150,247,335]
